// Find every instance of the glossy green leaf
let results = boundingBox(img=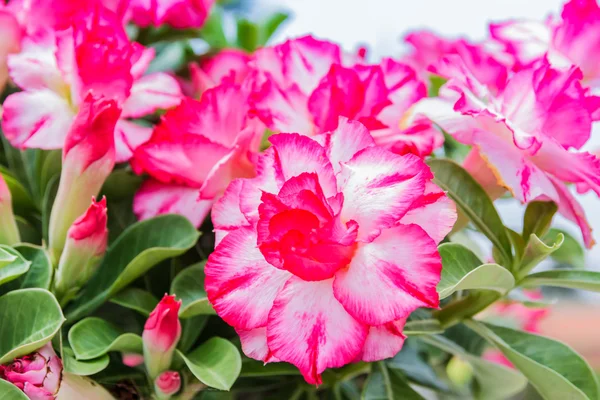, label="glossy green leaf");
[544,228,585,269]
[178,337,242,390]
[421,334,527,400]
[178,315,208,354]
[15,216,41,244]
[240,359,300,377]
[0,289,65,363]
[63,347,110,376]
[387,339,449,392]
[0,379,29,400]
[428,159,512,264]
[523,202,557,242]
[0,167,36,215]
[1,244,52,293]
[110,288,158,317]
[171,262,215,318]
[68,317,143,360]
[200,9,229,49]
[519,233,563,277]
[362,363,424,400]
[65,215,200,321]
[520,269,600,292]
[237,19,260,51]
[438,243,514,299]
[465,320,599,400]
[262,12,289,44]
[404,319,443,335]
[0,245,30,286]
